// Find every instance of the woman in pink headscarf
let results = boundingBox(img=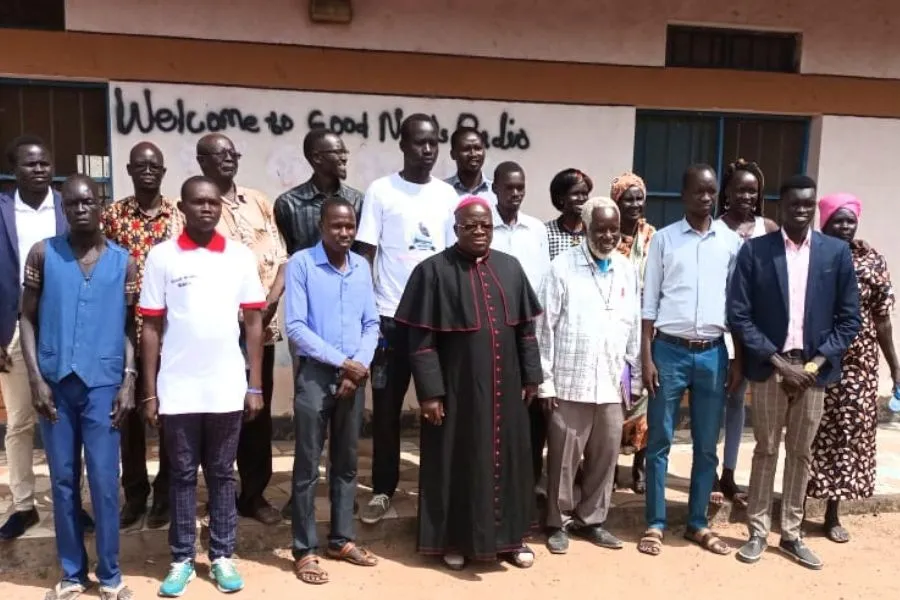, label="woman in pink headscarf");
[808,193,900,543]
